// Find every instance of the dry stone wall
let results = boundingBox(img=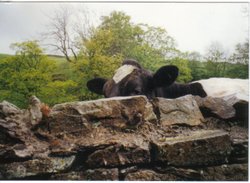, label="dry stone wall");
[0,95,248,181]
